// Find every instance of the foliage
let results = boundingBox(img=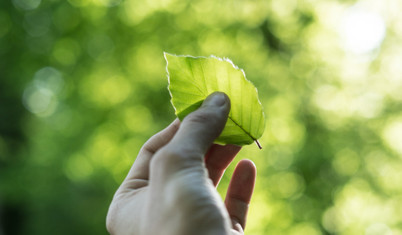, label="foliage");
[1,0,402,234]
[166,53,265,146]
